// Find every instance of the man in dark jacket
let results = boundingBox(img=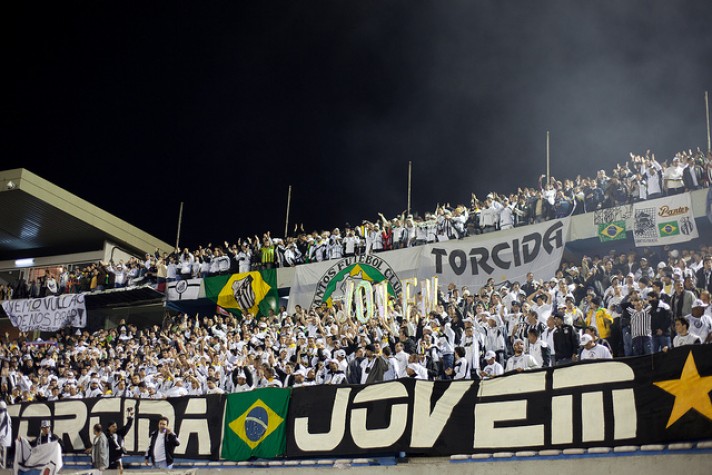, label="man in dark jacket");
[145,416,180,469]
[107,407,134,473]
[649,291,673,353]
[552,313,579,365]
